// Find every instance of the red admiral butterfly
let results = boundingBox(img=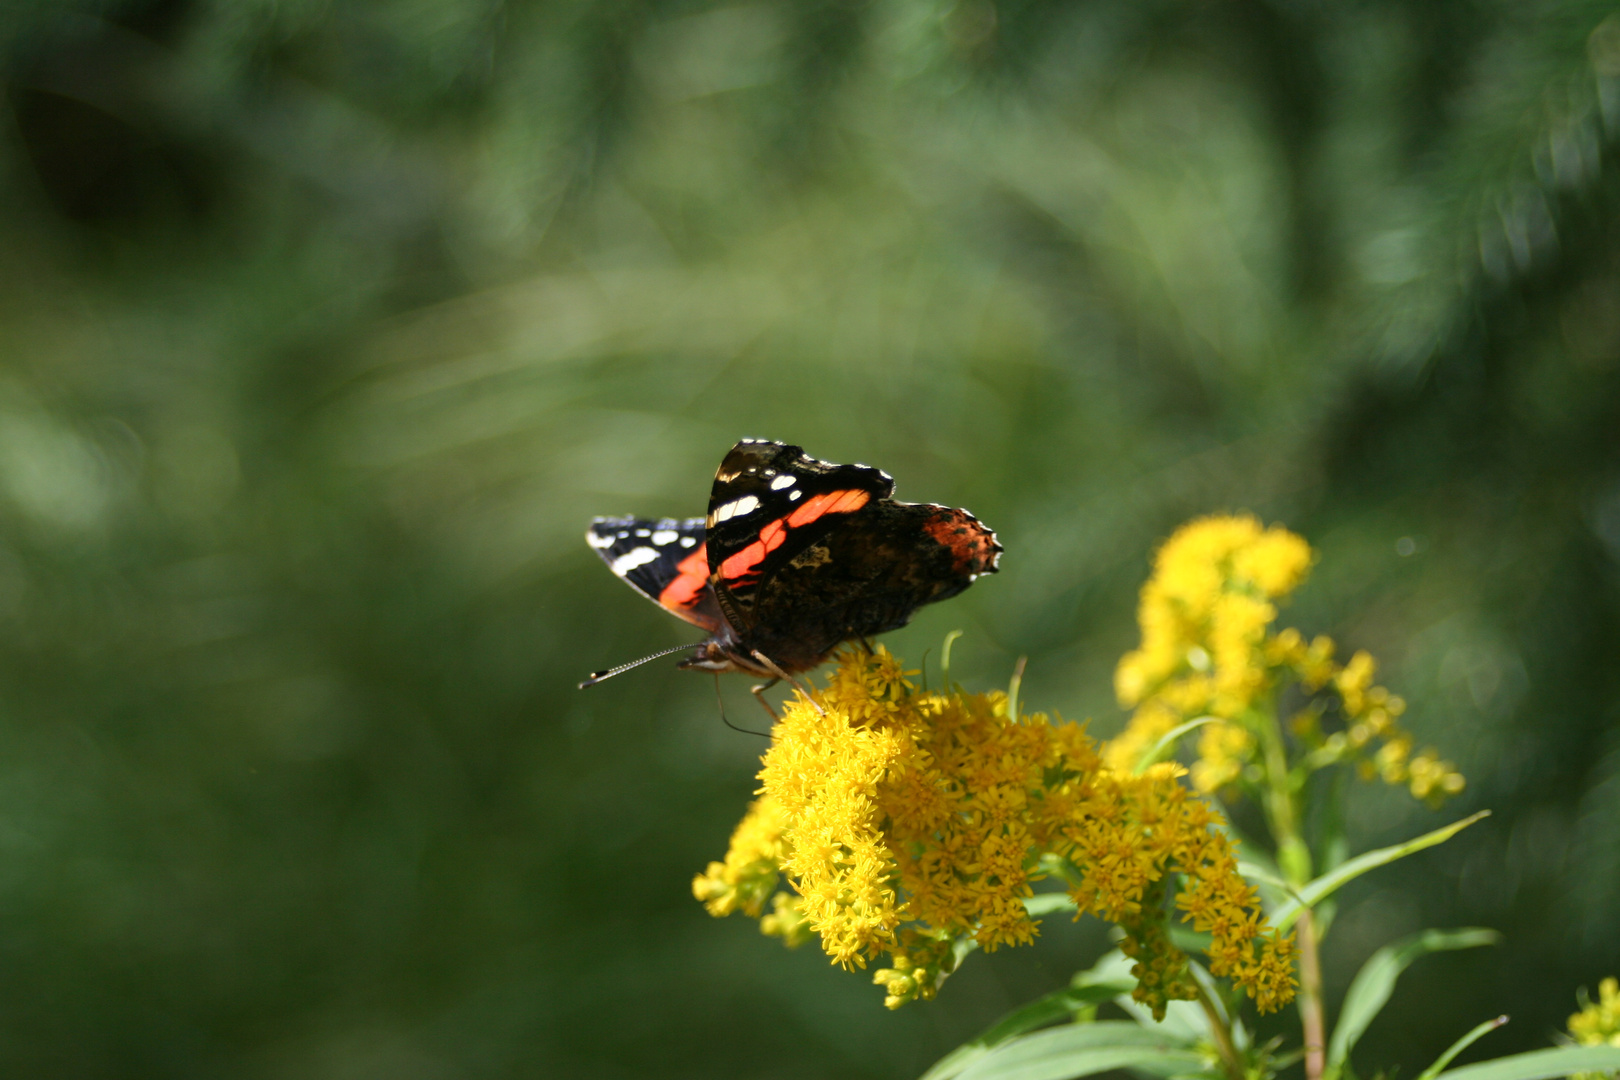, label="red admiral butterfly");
[582,439,1001,708]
